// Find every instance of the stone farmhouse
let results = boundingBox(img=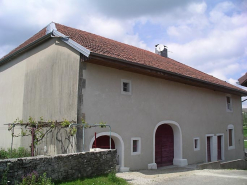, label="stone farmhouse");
[0,22,247,171]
